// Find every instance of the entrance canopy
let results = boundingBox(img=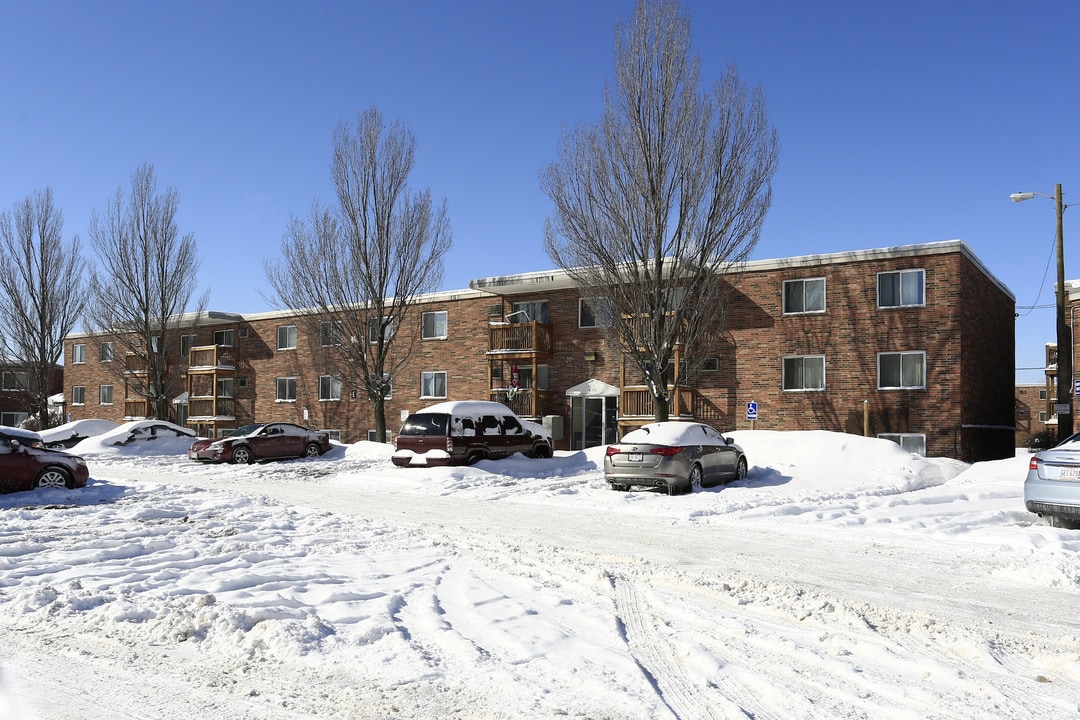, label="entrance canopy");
[565,379,619,398]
